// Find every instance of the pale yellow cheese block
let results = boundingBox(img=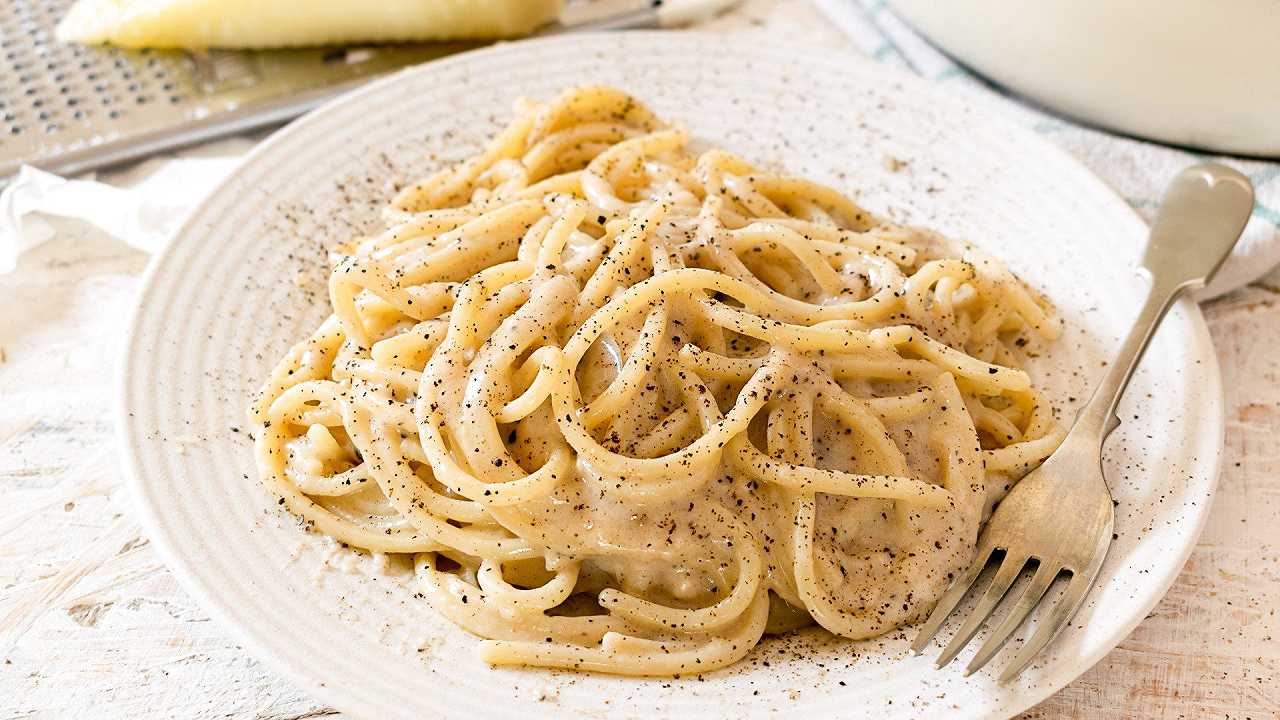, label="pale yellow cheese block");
[56,0,564,48]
